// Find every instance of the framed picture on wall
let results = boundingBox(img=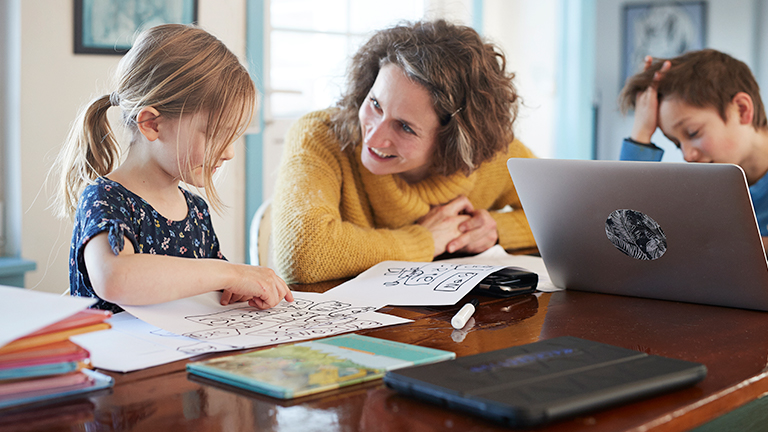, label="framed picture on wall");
[74,0,198,55]
[622,1,706,85]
